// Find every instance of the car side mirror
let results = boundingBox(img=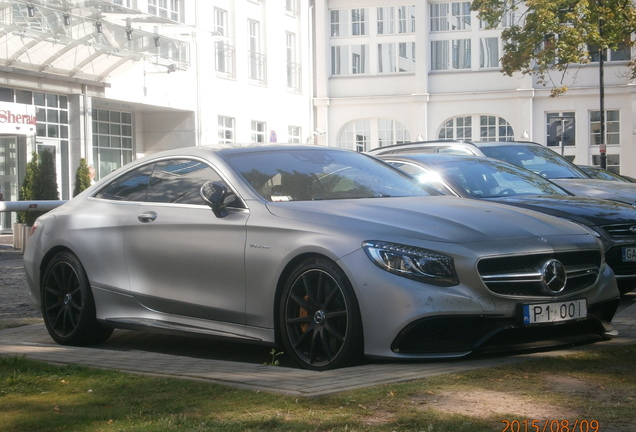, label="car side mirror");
[201,181,229,218]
